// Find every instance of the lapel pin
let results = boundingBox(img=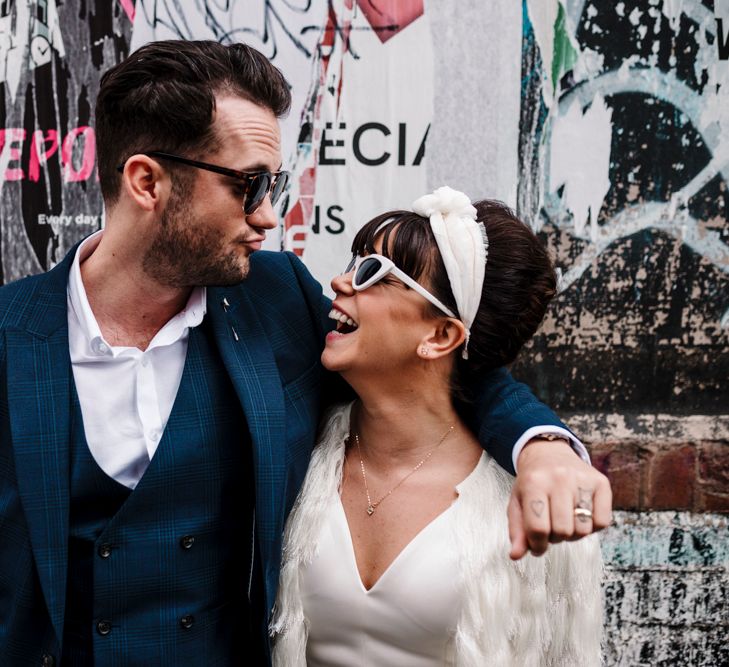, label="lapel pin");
[221,298,238,340]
